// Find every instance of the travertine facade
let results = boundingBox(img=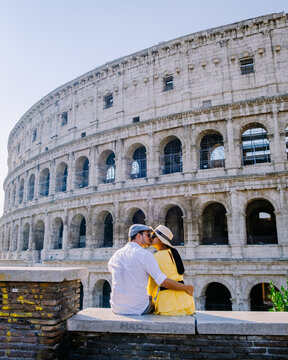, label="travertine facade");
[1,12,288,311]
